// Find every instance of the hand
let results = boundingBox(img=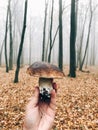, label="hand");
[23,83,57,130]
